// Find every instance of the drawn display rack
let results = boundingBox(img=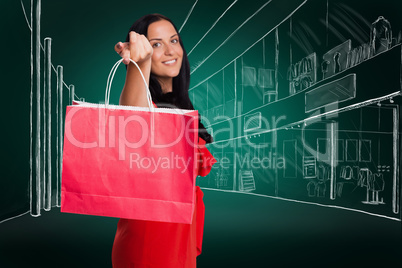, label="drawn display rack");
[191,0,402,221]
